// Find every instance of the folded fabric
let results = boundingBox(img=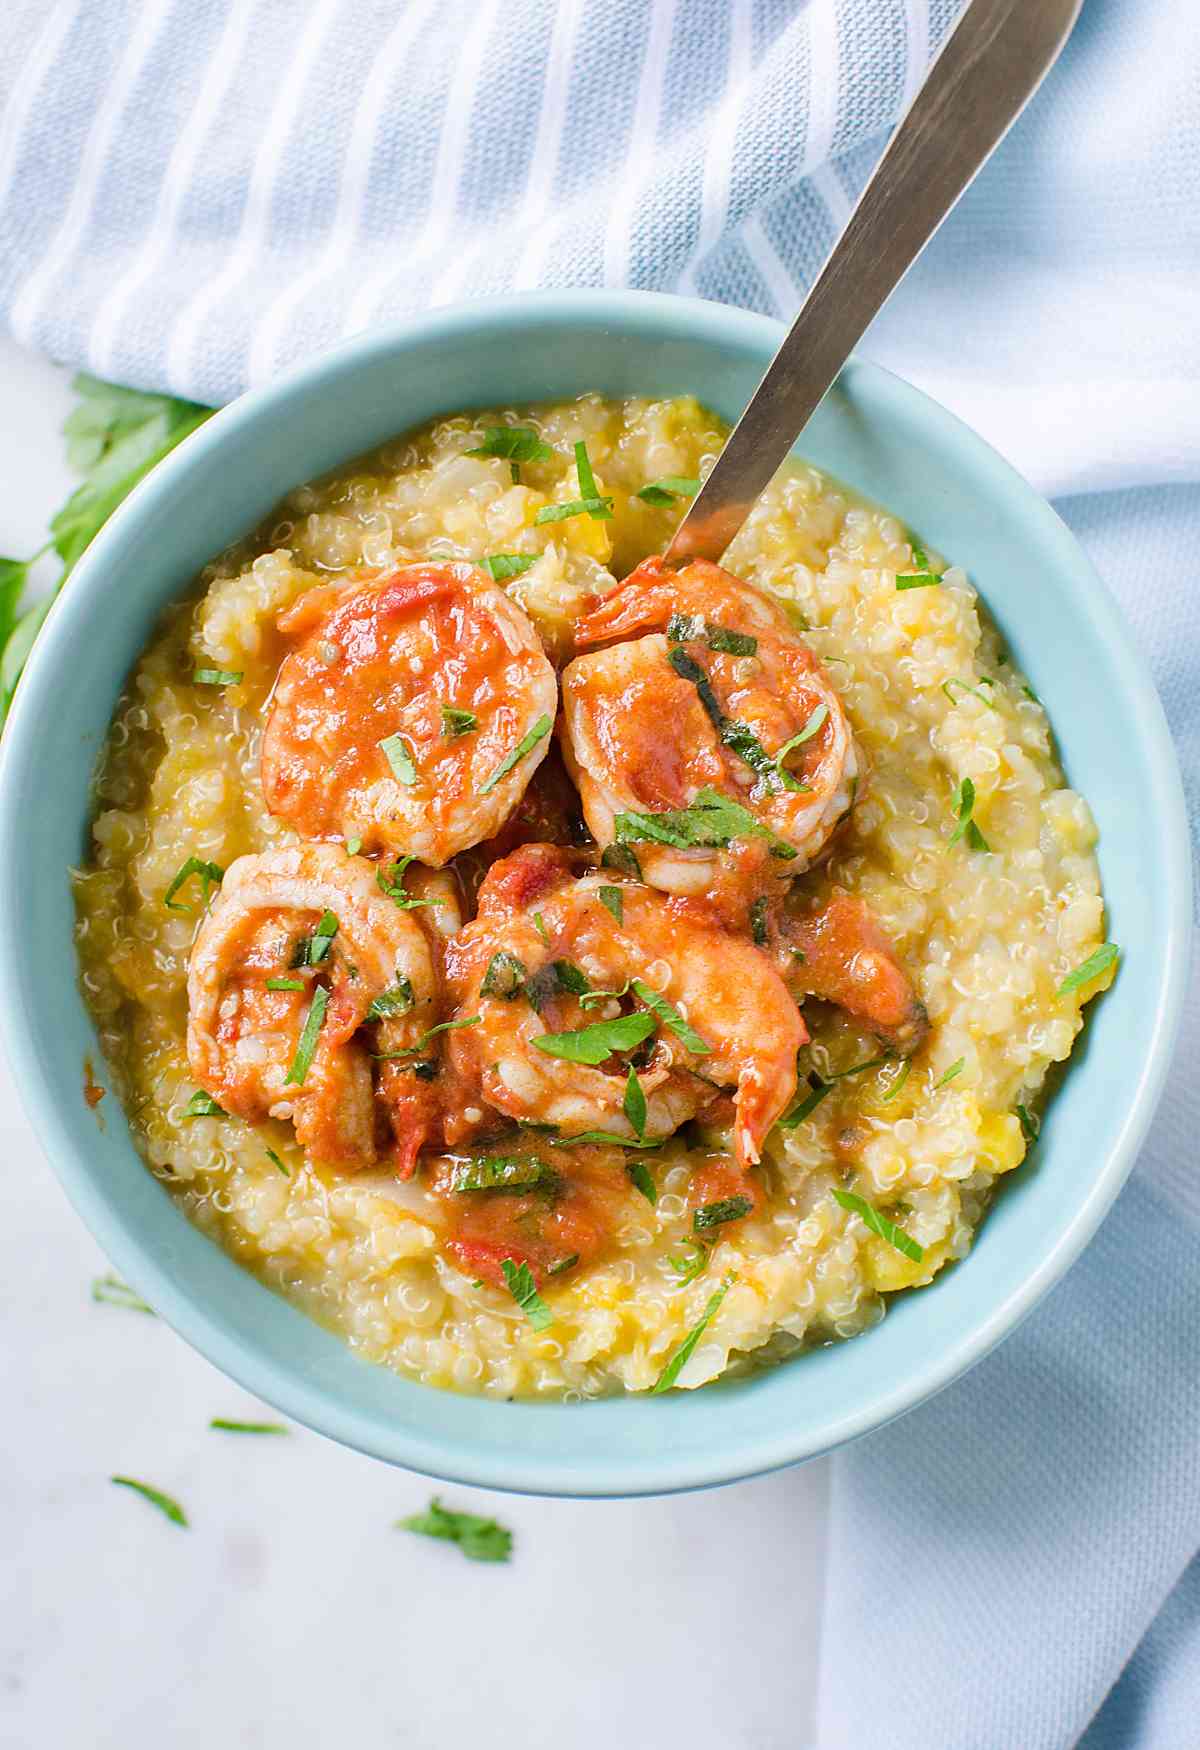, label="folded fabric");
[2,1,1197,1745]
